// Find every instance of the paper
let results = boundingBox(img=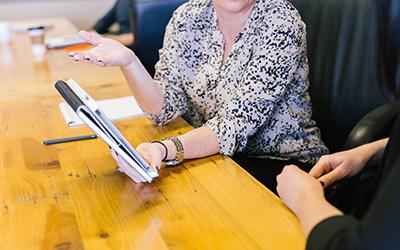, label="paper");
[45,34,86,48]
[59,96,144,127]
